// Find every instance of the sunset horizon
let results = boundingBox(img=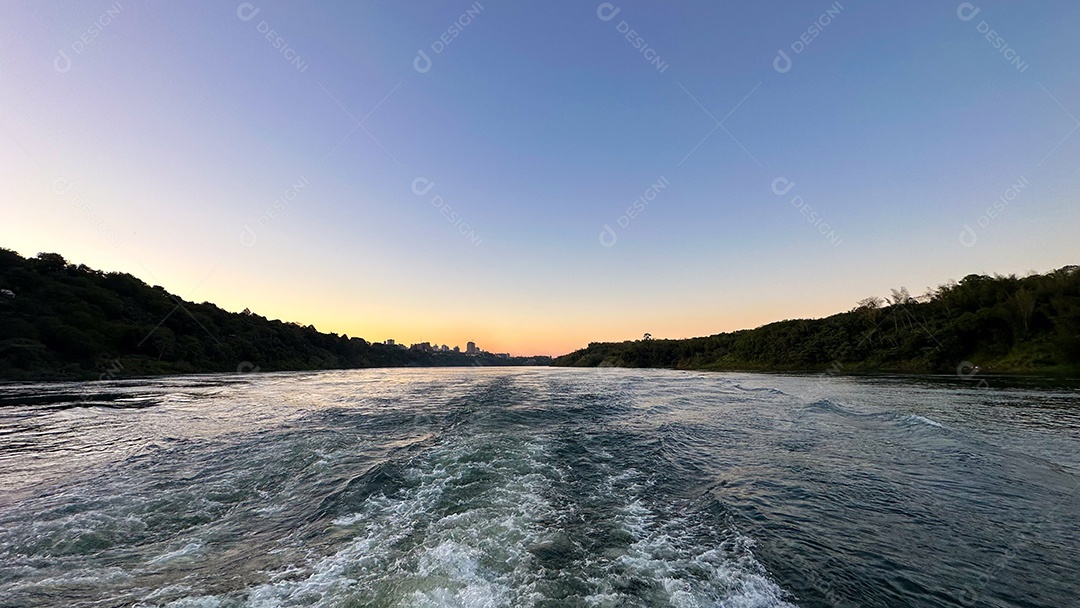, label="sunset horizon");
[3,3,1080,606]
[1,243,1076,358]
[5,2,1078,357]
